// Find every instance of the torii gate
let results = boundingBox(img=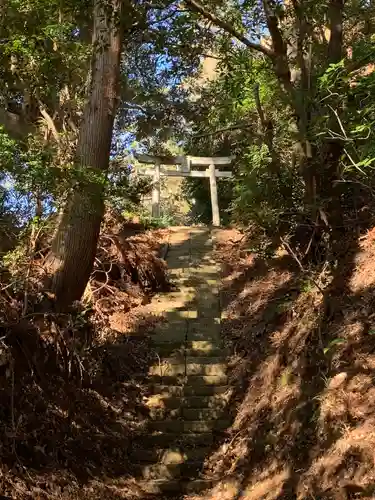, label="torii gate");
[136,154,233,227]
